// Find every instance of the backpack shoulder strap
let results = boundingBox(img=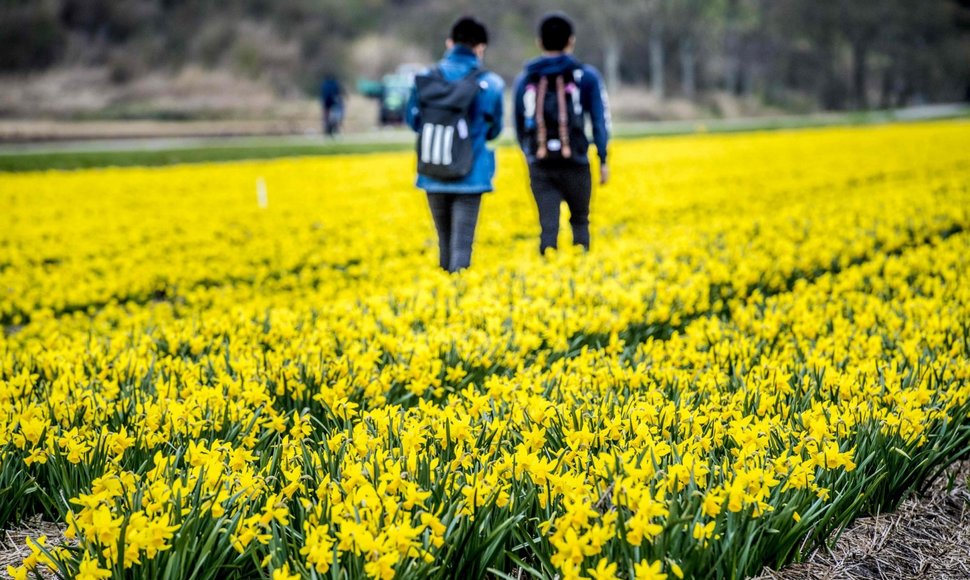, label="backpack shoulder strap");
[532,66,580,161]
[426,66,486,91]
[417,66,484,113]
[452,68,488,102]
[430,65,484,80]
[460,67,485,85]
